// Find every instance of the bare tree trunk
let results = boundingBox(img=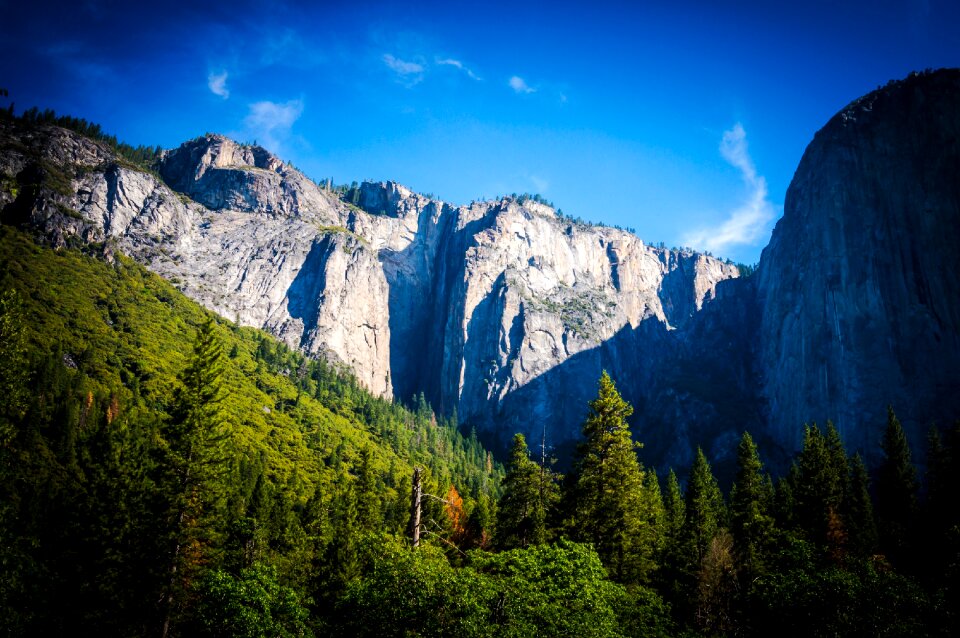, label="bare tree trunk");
[409,467,422,548]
